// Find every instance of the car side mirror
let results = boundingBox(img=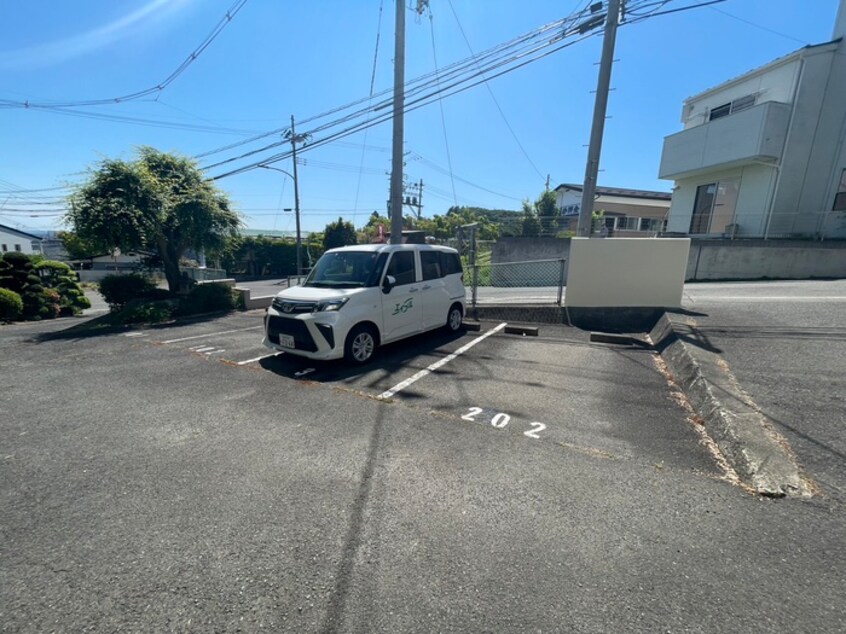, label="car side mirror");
[382,275,396,294]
